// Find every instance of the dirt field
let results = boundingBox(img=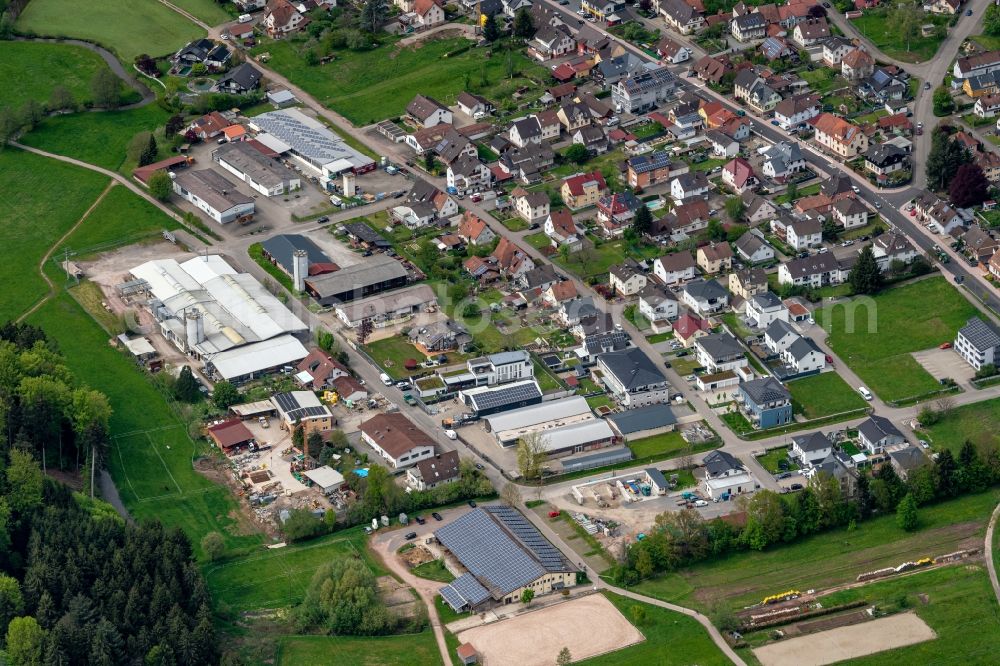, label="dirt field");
[753,612,937,666]
[456,594,643,666]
